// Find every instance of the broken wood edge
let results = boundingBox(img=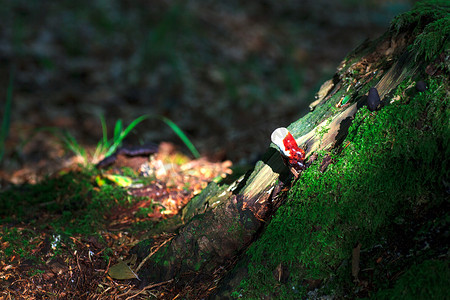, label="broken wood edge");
[128,44,426,293]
